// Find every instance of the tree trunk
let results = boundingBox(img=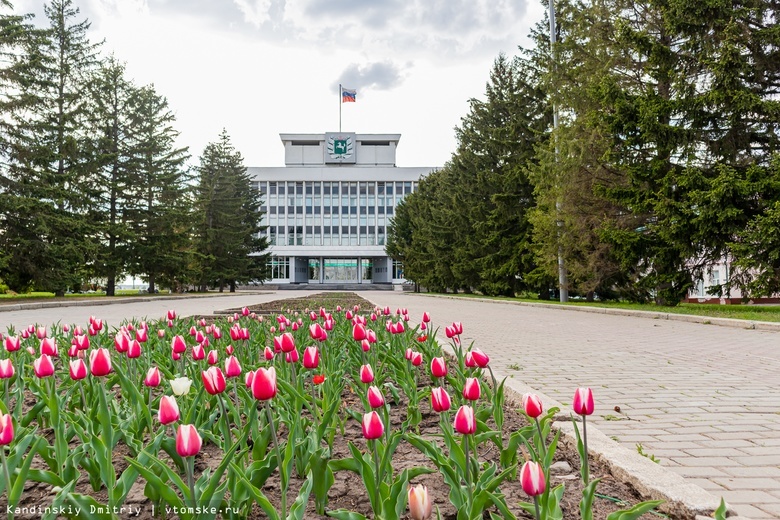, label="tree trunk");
[230,281,236,293]
[106,274,115,297]
[148,274,156,294]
